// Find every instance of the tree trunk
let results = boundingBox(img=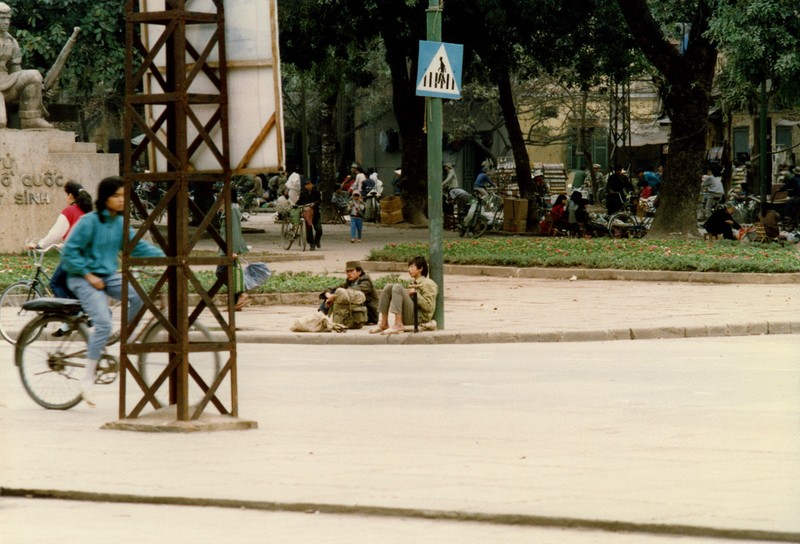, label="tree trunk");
[317,96,339,222]
[496,67,538,230]
[383,33,428,225]
[496,67,532,197]
[578,89,596,199]
[650,97,709,238]
[617,0,718,239]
